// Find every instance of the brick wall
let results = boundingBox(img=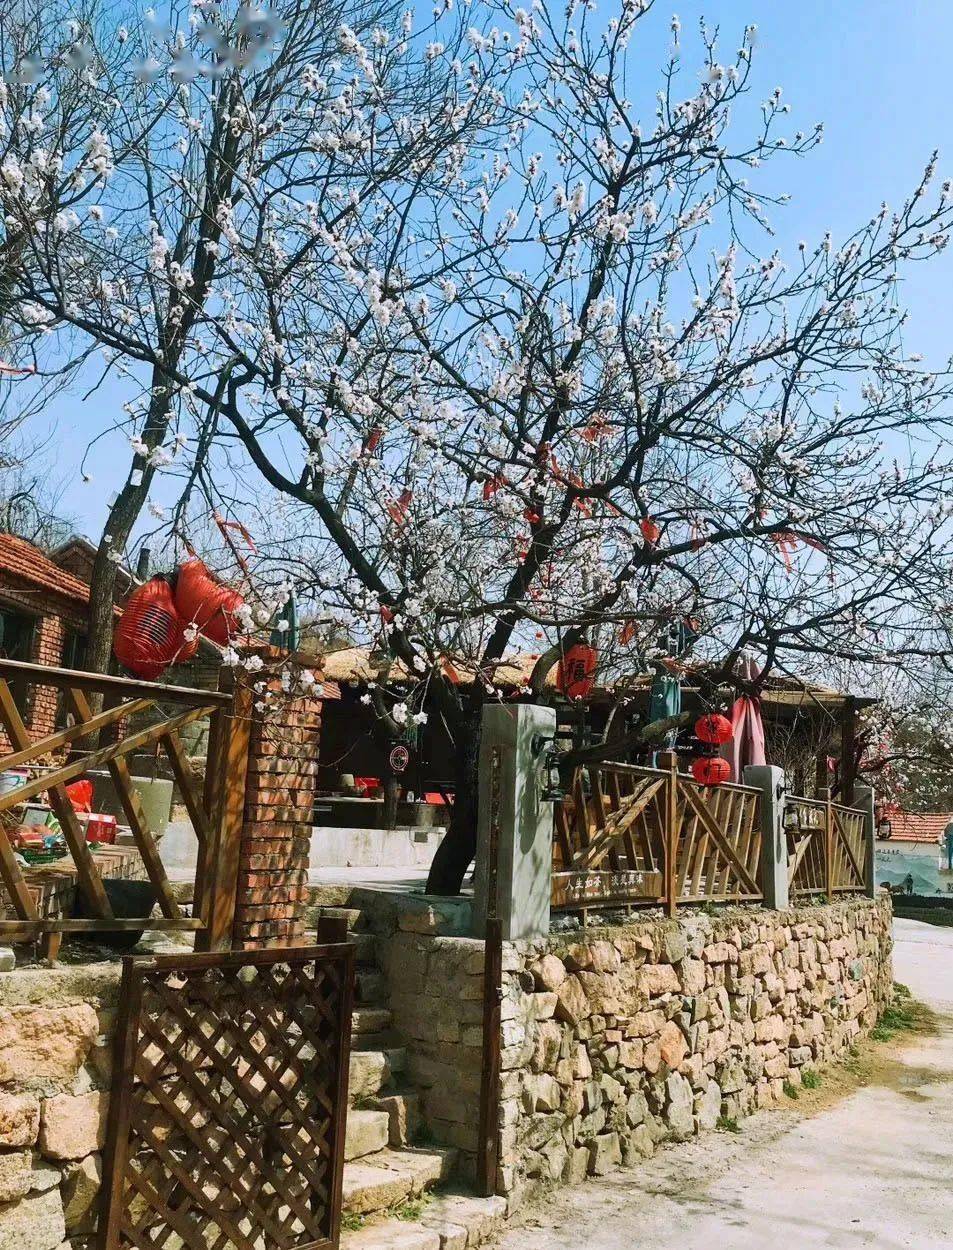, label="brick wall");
[234,678,321,949]
[0,587,85,752]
